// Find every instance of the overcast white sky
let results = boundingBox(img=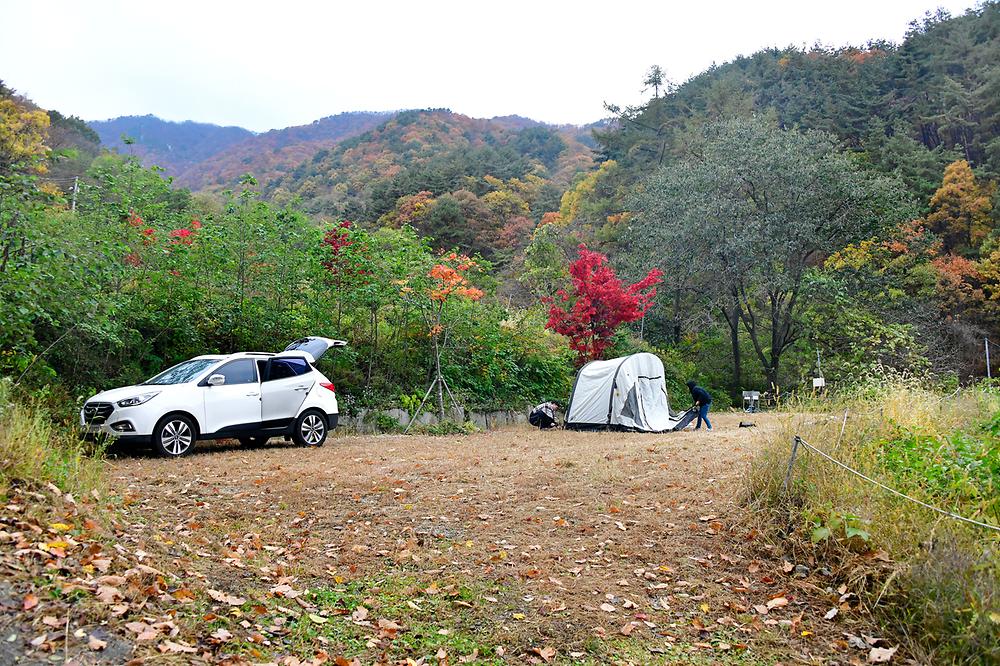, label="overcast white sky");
[0,0,981,132]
